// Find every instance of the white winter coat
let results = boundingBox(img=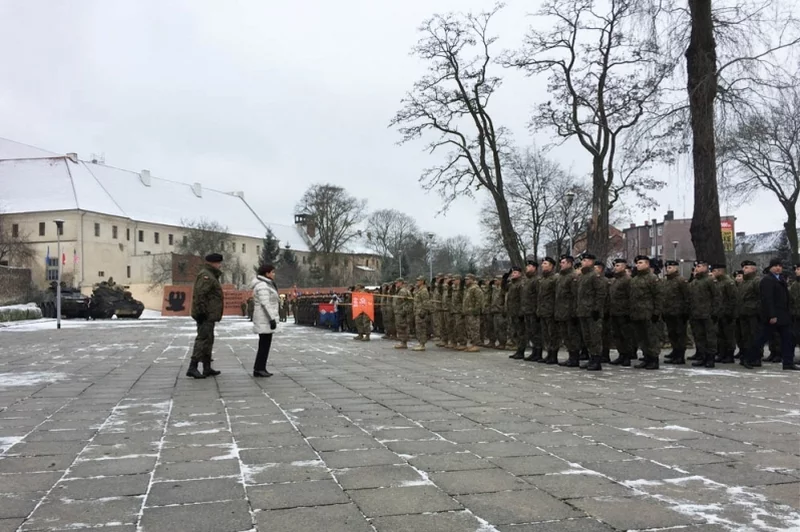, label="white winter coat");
[251,276,280,334]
